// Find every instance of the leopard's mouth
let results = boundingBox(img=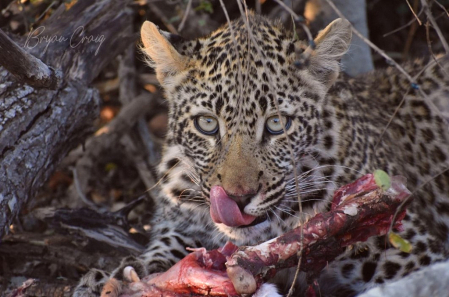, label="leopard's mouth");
[210,185,266,227]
